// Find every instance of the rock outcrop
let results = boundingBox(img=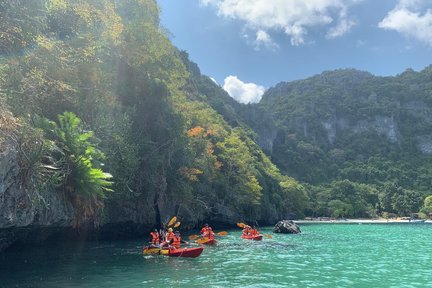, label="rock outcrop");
[273,220,301,234]
[0,111,75,251]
